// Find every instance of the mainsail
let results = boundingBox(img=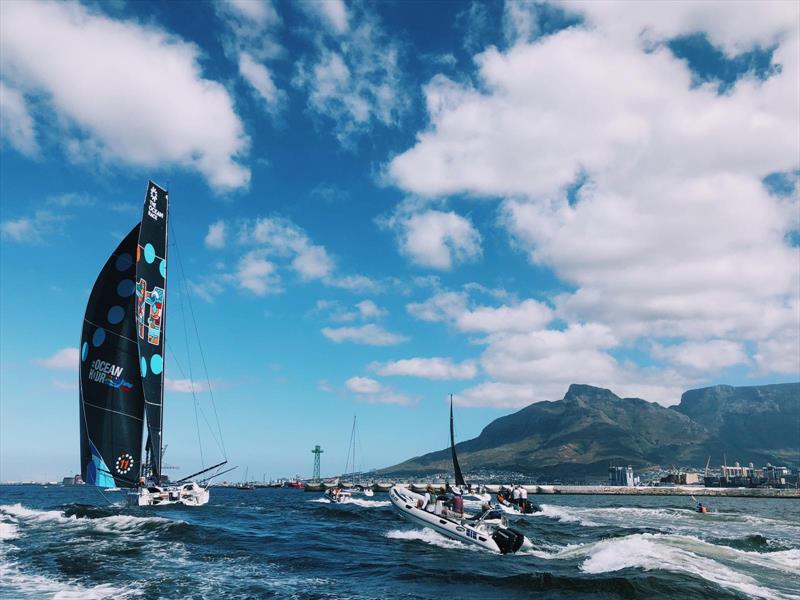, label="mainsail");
[450,395,466,487]
[79,226,145,487]
[136,181,169,481]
